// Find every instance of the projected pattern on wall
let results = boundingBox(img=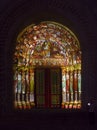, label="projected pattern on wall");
[13,21,81,109]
